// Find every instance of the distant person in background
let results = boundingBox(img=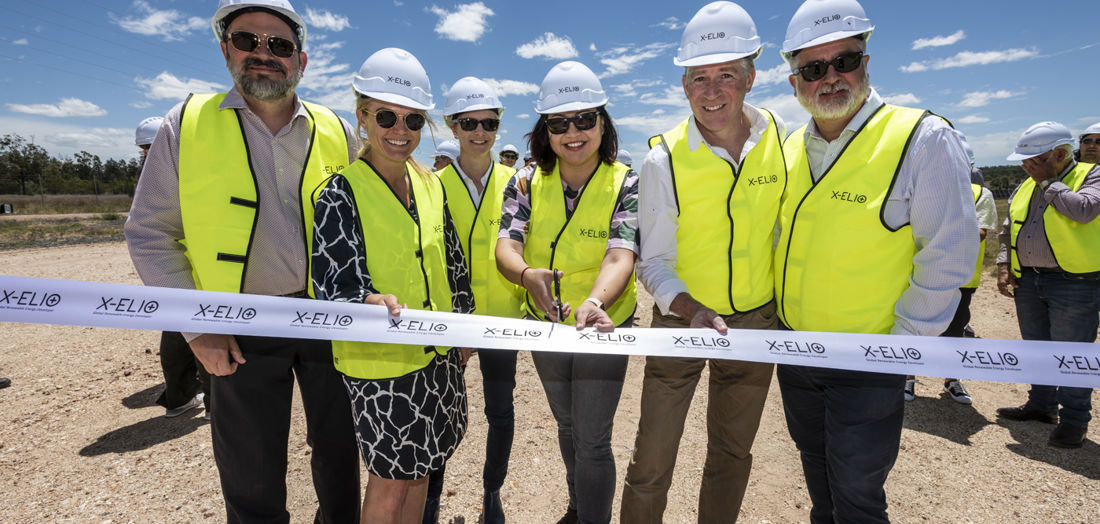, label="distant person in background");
[522,149,535,169]
[135,116,211,420]
[499,143,519,168]
[961,136,985,187]
[1080,122,1100,164]
[615,149,632,167]
[433,139,460,171]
